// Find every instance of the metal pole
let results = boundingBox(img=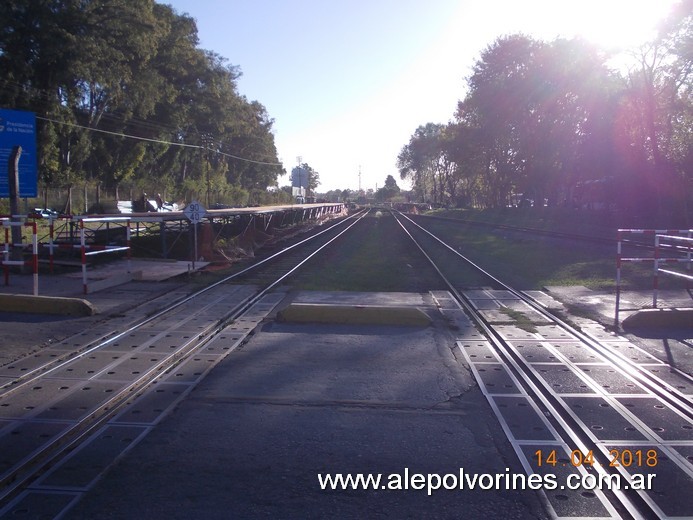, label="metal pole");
[653,235,660,308]
[126,219,131,274]
[3,225,9,285]
[8,146,23,262]
[193,222,198,271]
[686,229,693,289]
[81,220,88,294]
[205,137,210,208]
[614,230,622,328]
[30,222,38,295]
[49,217,55,273]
